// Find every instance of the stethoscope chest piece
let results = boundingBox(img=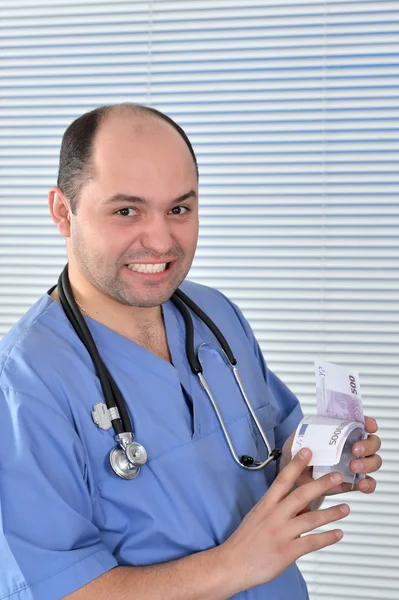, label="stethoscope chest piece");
[110,446,141,480]
[109,434,148,480]
[109,432,148,480]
